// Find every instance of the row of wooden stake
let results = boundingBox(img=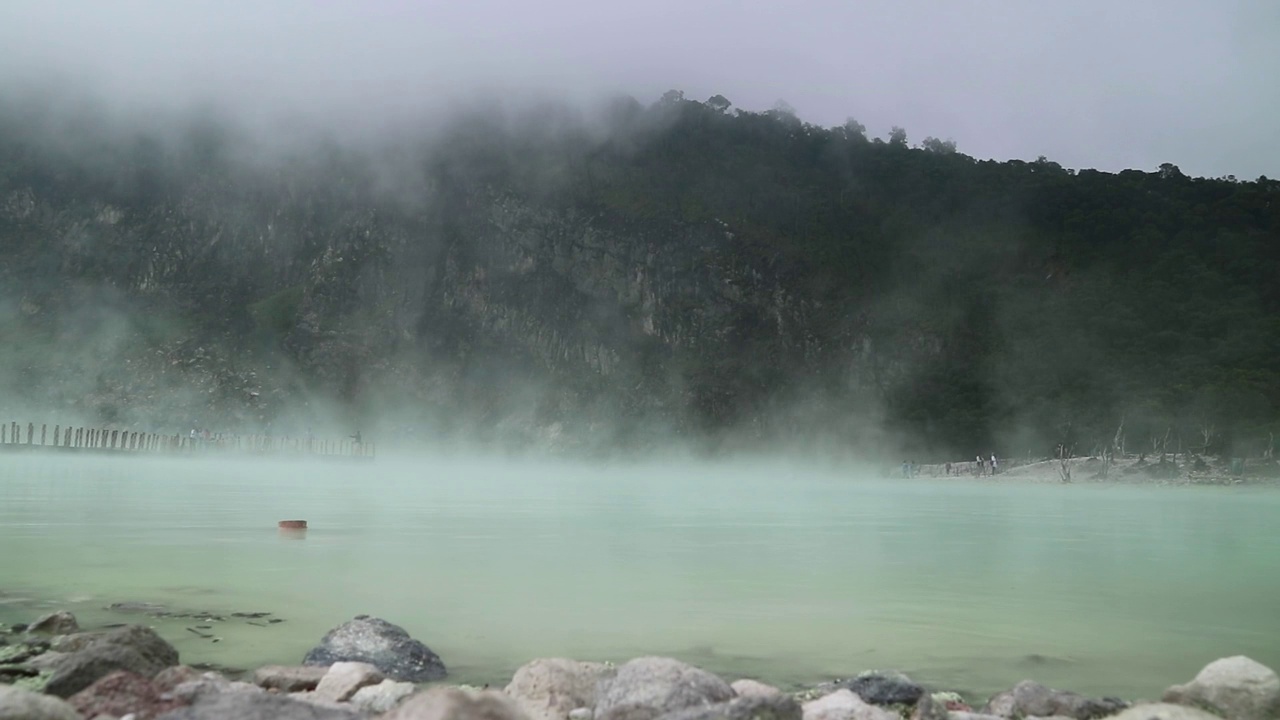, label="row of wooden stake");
[0,421,374,458]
